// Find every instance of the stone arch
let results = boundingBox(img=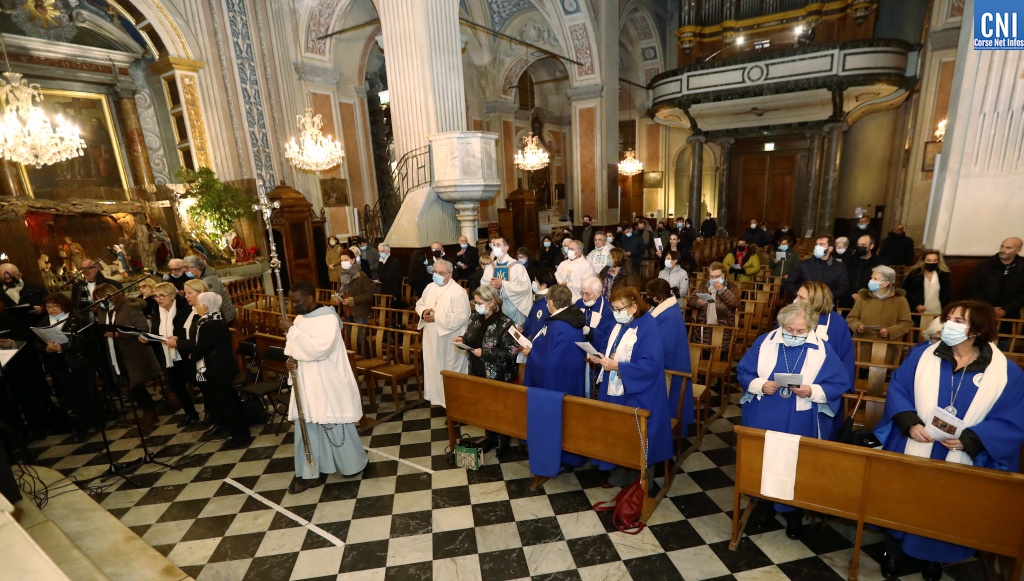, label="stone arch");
[619,2,663,85]
[128,0,201,59]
